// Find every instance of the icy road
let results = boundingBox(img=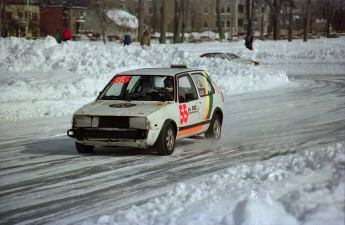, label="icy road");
[0,71,344,224]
